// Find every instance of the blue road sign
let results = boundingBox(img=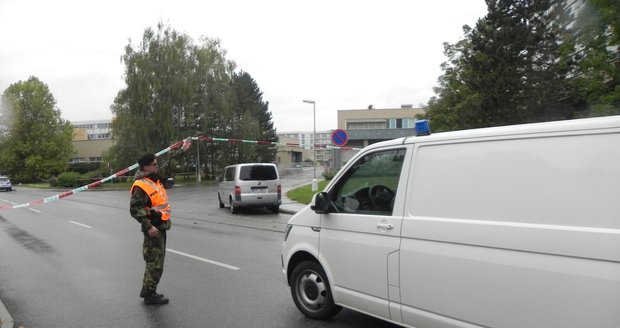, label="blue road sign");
[331,129,349,146]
